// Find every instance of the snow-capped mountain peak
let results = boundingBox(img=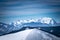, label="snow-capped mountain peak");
[10,17,57,27]
[39,17,56,25]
